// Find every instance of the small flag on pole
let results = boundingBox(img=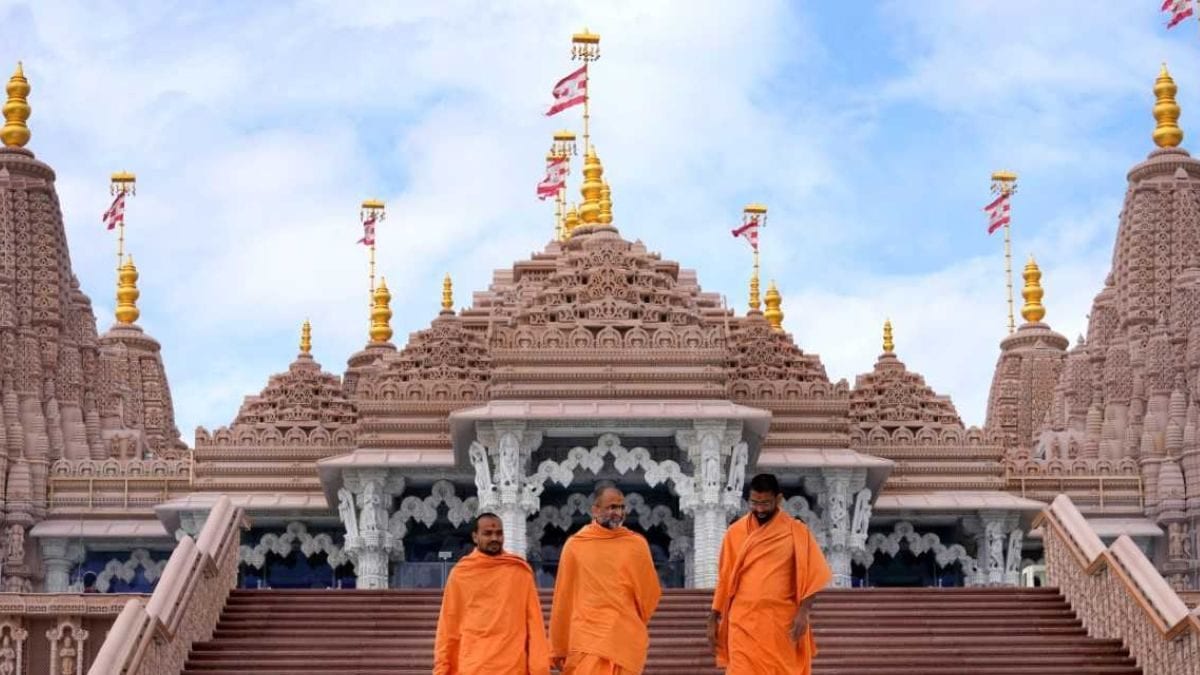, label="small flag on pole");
[537,156,569,200]
[731,215,762,250]
[102,191,126,231]
[358,213,377,246]
[546,65,588,116]
[1163,0,1194,28]
[983,192,1011,235]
